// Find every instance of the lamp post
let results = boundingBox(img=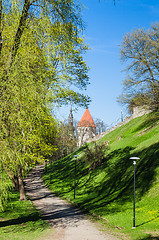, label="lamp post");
[74,155,78,199]
[121,110,123,122]
[130,157,140,229]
